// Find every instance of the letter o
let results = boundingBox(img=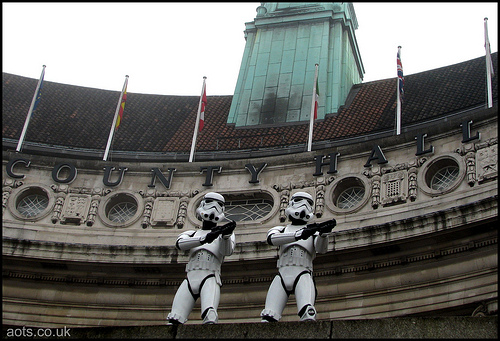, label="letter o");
[52,163,77,184]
